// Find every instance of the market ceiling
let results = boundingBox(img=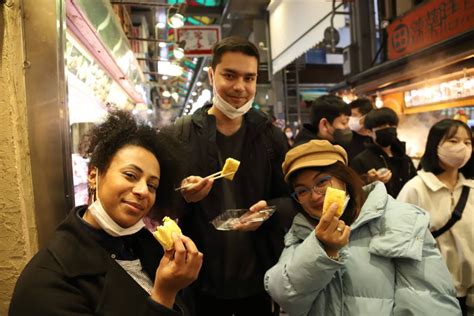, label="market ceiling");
[110,0,270,125]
